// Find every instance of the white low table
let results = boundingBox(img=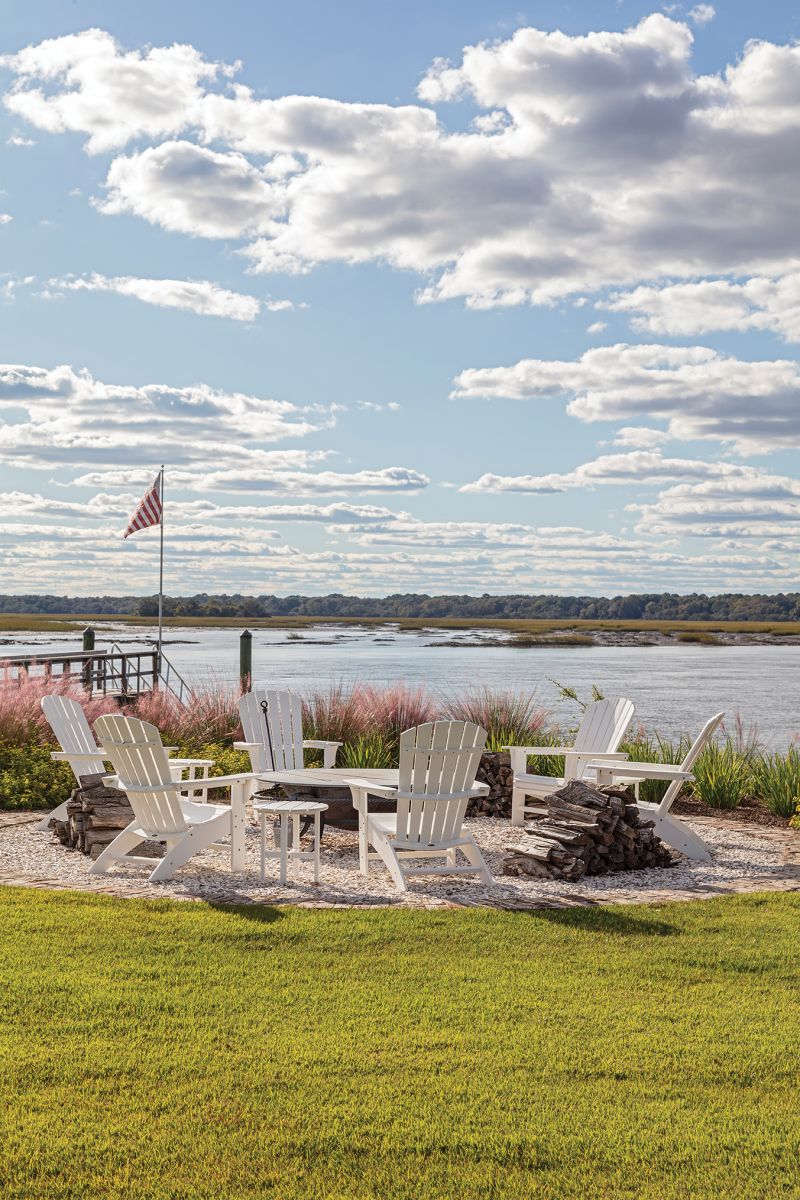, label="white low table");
[252,798,328,885]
